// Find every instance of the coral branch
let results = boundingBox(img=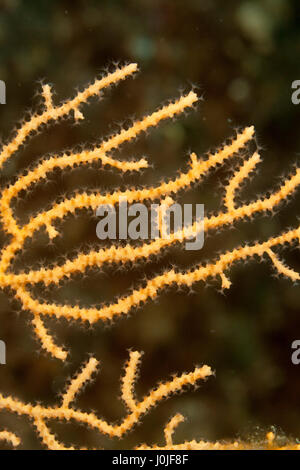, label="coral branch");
[2,126,254,287]
[136,418,300,450]
[225,151,261,211]
[121,350,142,412]
[164,413,185,447]
[0,64,138,171]
[266,248,300,282]
[62,357,99,408]
[0,351,211,449]
[0,430,21,448]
